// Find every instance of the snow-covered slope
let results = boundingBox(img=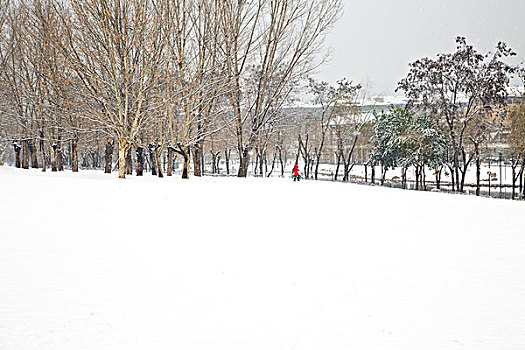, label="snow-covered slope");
[1,167,524,349]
